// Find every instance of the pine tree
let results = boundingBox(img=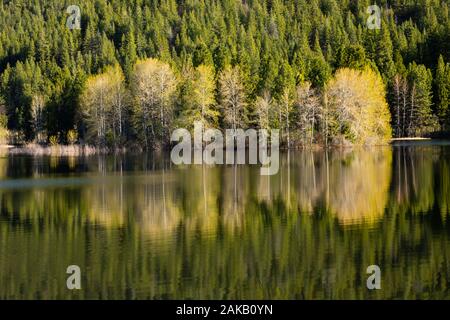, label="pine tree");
[121,27,137,81]
[436,55,450,130]
[407,63,438,136]
[1,0,449,145]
